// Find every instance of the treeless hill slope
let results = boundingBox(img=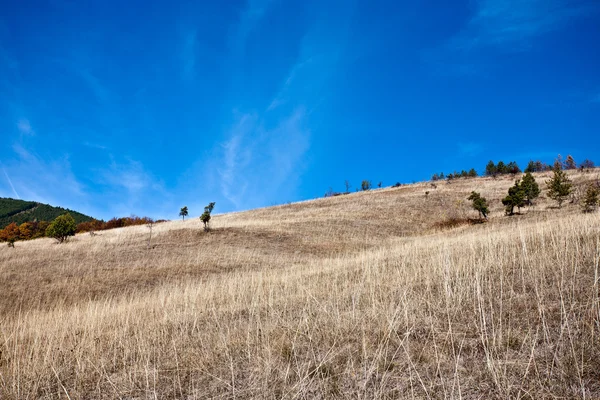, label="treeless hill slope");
[0,170,599,398]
